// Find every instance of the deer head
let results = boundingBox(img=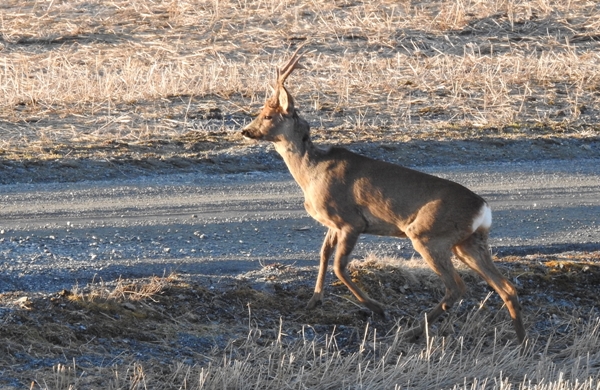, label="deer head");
[242,46,306,142]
